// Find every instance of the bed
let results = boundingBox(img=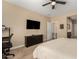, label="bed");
[33,38,77,59]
